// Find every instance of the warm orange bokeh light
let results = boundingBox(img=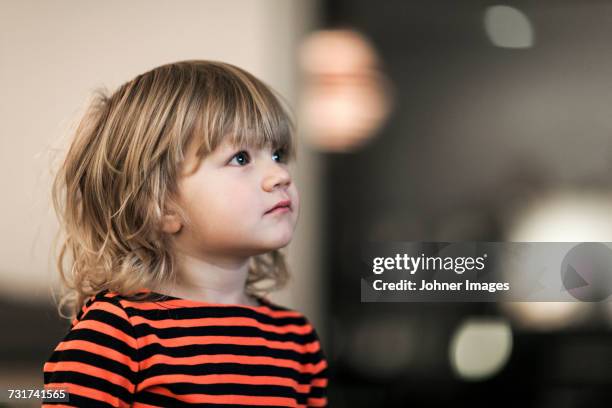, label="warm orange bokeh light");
[299,29,393,152]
